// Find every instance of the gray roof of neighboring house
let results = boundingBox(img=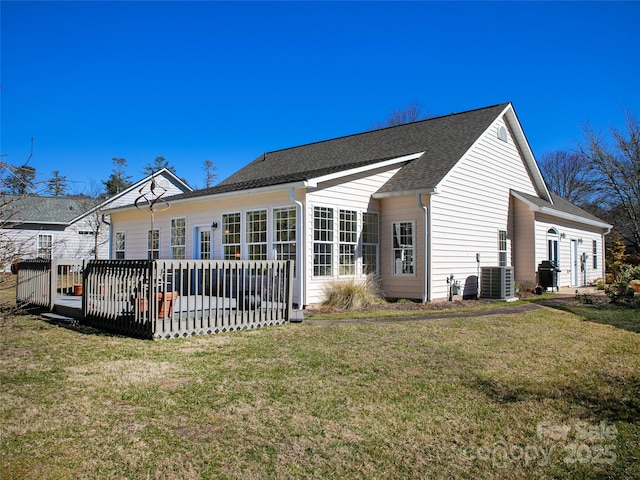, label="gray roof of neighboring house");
[512,190,609,225]
[168,102,511,201]
[0,194,99,225]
